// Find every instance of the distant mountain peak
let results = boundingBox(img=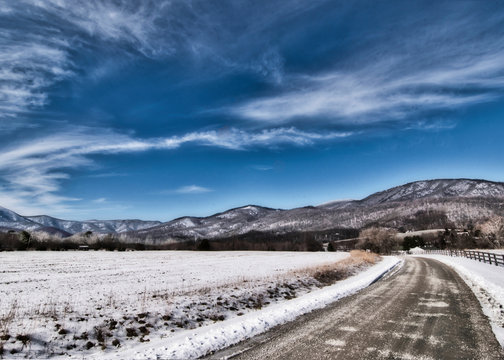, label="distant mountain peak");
[360,178,504,206]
